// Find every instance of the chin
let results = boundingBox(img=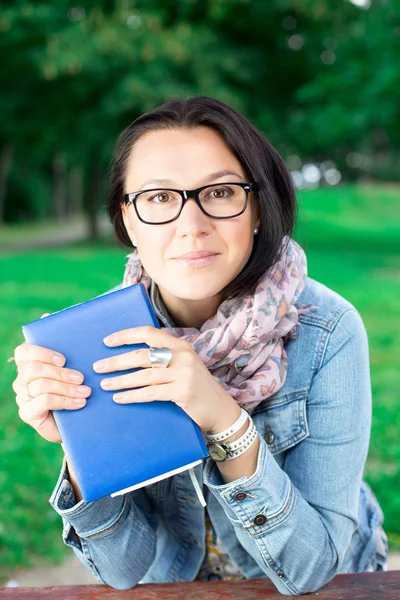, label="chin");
[167,277,228,301]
